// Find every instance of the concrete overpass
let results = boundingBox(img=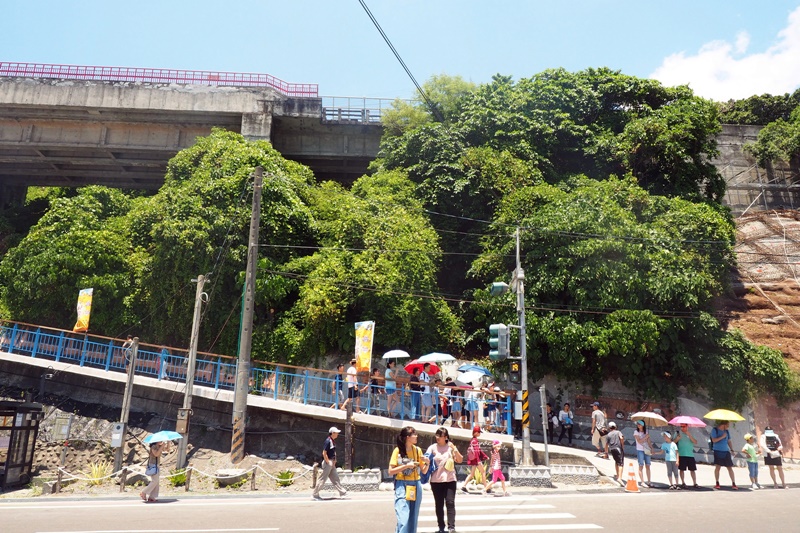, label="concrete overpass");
[0,63,385,206]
